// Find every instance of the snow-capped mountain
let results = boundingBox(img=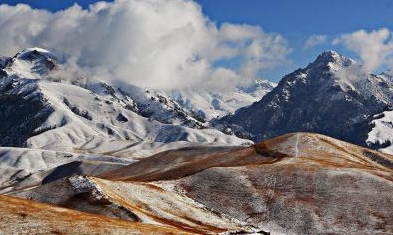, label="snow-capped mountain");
[215,51,393,150]
[158,79,276,120]
[87,81,207,129]
[0,48,250,154]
